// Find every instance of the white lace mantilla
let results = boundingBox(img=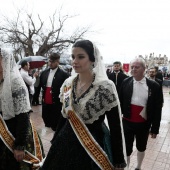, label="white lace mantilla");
[60,76,118,124]
[1,52,31,120]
